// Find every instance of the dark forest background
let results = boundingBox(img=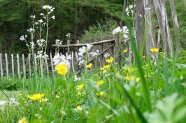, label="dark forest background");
[0,0,186,54]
